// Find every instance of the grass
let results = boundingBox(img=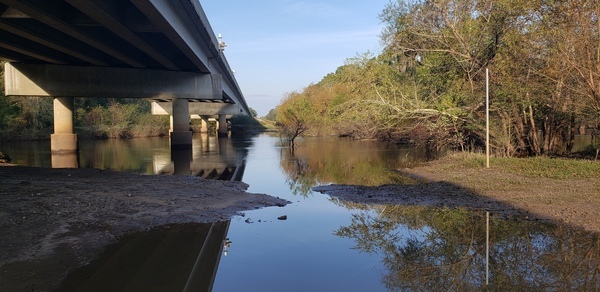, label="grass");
[445,152,600,179]
[408,151,600,232]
